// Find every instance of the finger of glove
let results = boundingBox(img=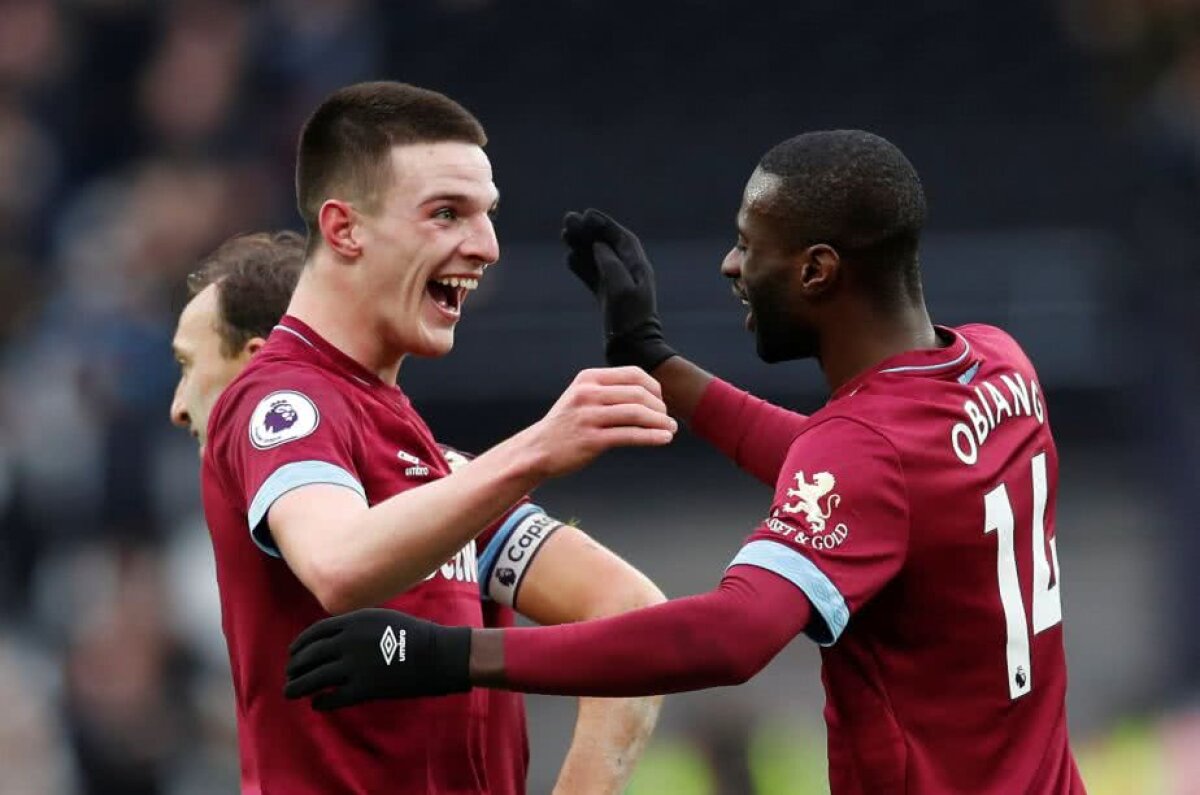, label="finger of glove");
[283,662,348,699]
[561,211,589,248]
[582,209,647,268]
[288,617,344,655]
[593,241,635,294]
[566,247,599,294]
[286,636,341,679]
